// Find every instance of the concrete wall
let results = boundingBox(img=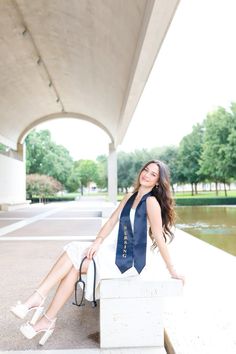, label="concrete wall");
[0,153,26,204]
